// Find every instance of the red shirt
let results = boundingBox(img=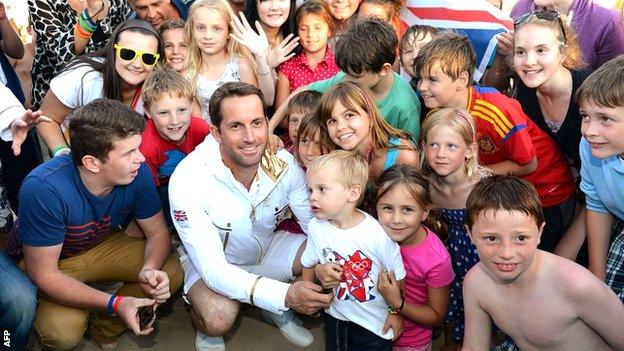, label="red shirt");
[467,86,575,207]
[278,46,340,92]
[391,15,408,56]
[140,117,210,186]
